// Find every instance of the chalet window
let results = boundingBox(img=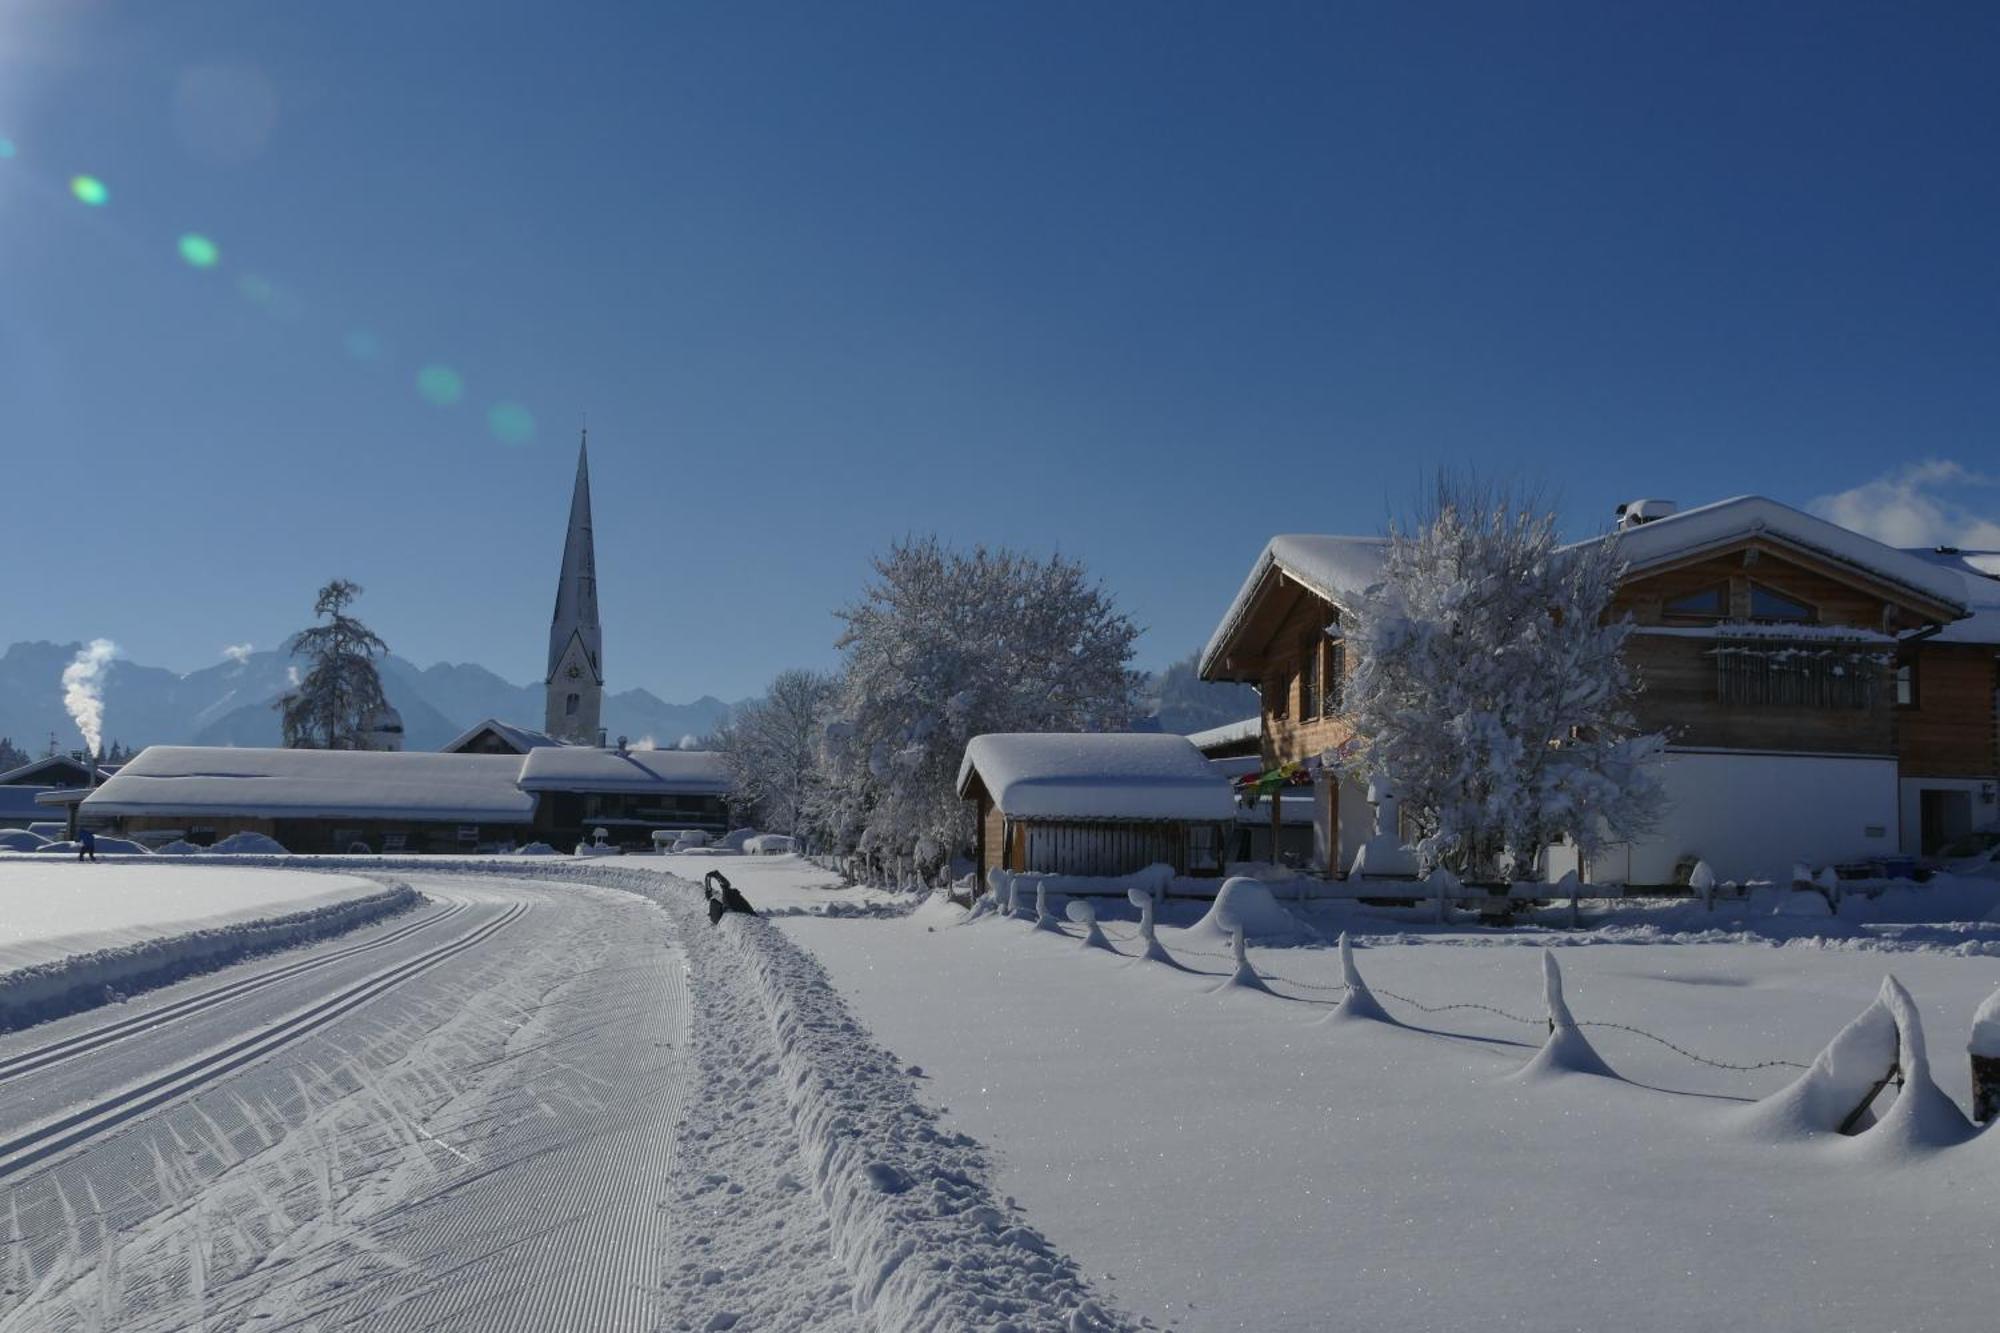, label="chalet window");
[1325,639,1345,712]
[565,692,581,716]
[1895,661,1918,708]
[1300,639,1321,721]
[1748,583,1816,623]
[1663,583,1728,620]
